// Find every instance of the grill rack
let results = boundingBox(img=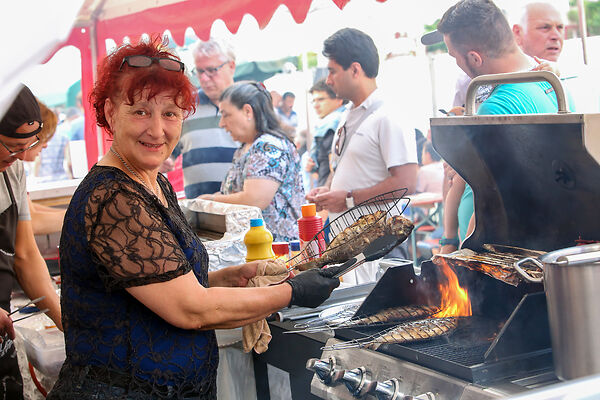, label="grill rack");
[289,189,410,267]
